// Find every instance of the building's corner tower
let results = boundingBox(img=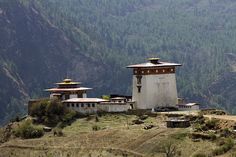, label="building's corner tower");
[127,58,181,109]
